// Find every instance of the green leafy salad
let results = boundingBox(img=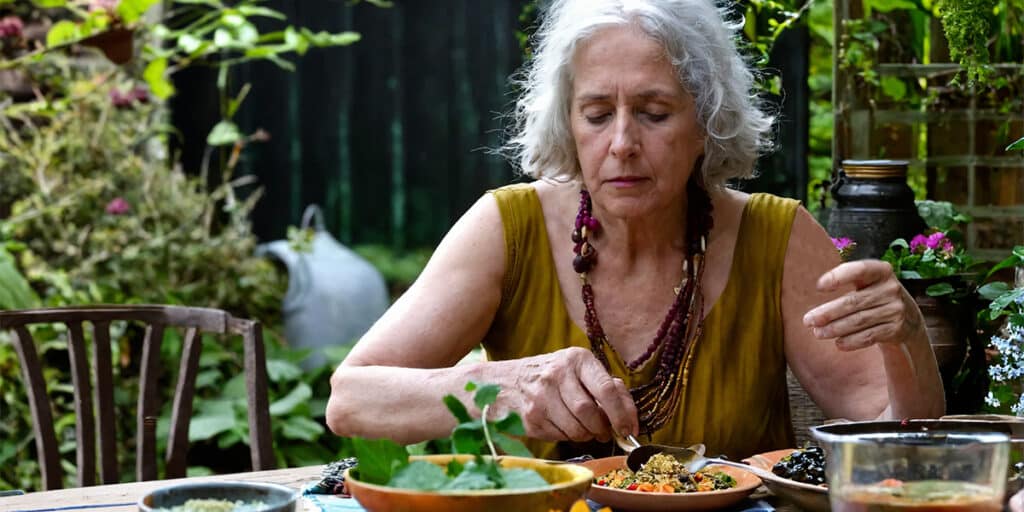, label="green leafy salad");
[349,382,550,491]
